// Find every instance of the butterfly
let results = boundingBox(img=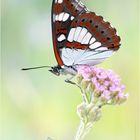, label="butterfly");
[22,0,121,84]
[50,0,121,77]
